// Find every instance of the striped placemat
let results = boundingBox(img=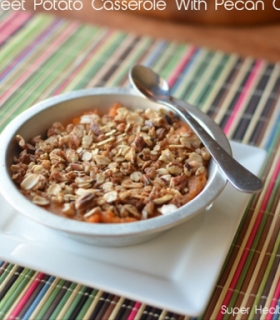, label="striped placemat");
[0,10,279,320]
